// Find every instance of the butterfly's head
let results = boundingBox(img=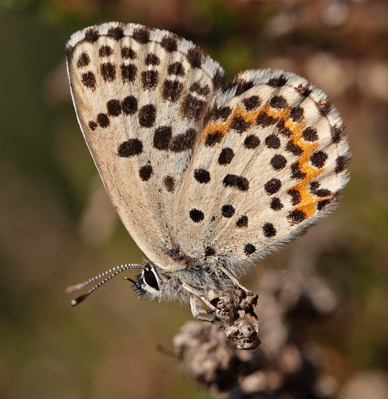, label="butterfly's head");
[127,262,162,300]
[126,261,184,302]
